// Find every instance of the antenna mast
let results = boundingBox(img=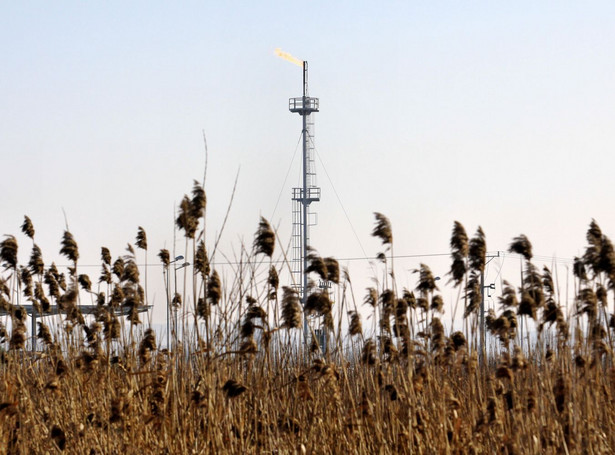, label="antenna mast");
[289,61,320,345]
